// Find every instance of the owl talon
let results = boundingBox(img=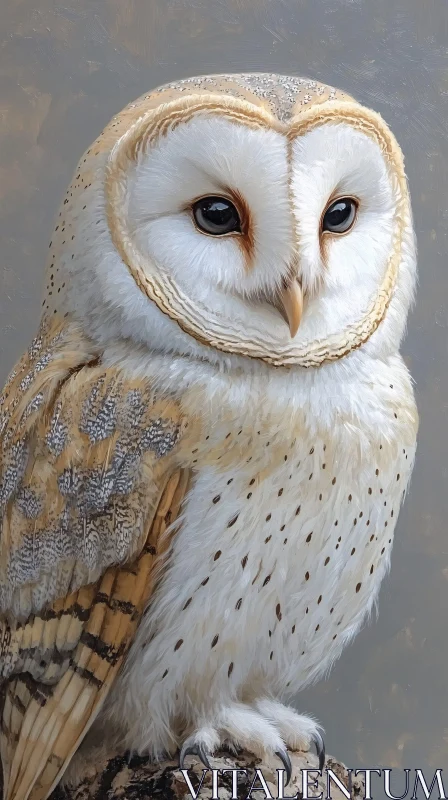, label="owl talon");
[179,740,212,771]
[313,732,326,771]
[275,748,292,785]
